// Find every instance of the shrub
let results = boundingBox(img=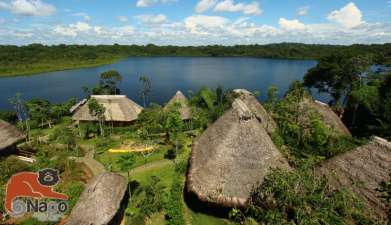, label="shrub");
[248,163,376,225]
[165,177,185,225]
